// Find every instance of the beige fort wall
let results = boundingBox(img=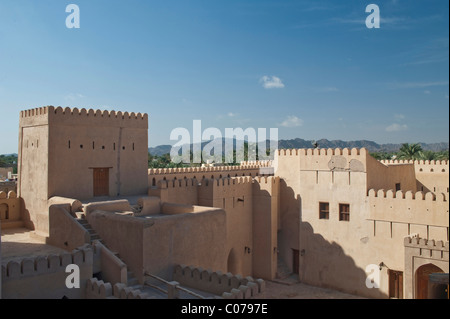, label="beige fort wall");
[148,176,280,280]
[1,246,93,299]
[272,149,301,277]
[0,167,13,180]
[274,148,449,298]
[86,203,227,283]
[0,191,21,230]
[252,177,279,280]
[381,160,449,194]
[0,181,17,194]
[18,106,149,234]
[367,189,449,298]
[275,149,371,293]
[275,148,383,298]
